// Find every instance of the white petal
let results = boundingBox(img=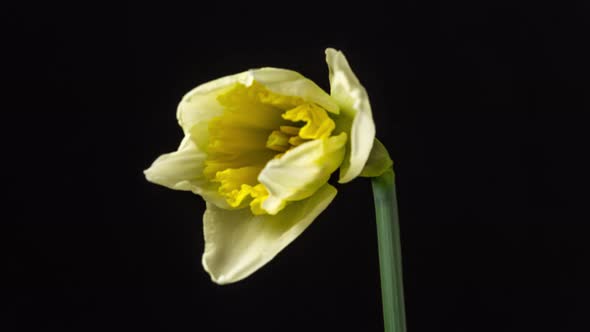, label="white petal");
[177,68,339,134]
[325,48,376,183]
[144,135,228,208]
[202,184,337,284]
[258,133,347,215]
